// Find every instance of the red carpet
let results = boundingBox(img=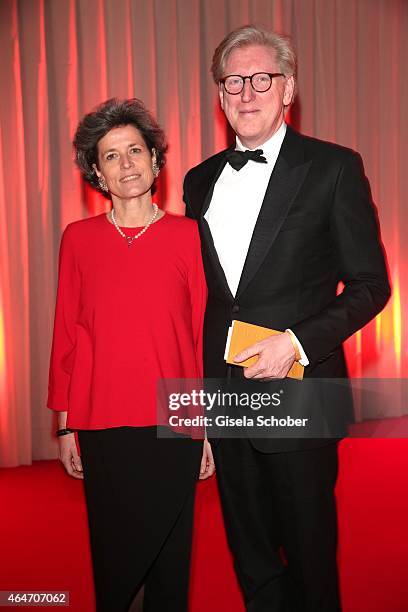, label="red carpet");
[1,439,408,611]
